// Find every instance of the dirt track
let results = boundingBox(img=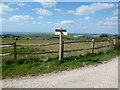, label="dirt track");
[2,56,118,88]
